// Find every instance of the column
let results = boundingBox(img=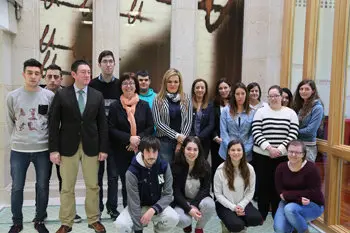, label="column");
[0,0,40,205]
[92,0,120,78]
[170,0,197,93]
[241,0,284,96]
